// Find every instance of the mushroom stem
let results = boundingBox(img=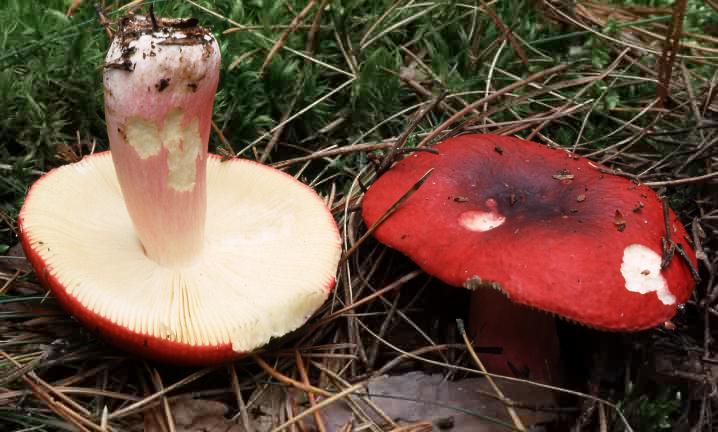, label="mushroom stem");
[470,288,561,384]
[103,15,220,267]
